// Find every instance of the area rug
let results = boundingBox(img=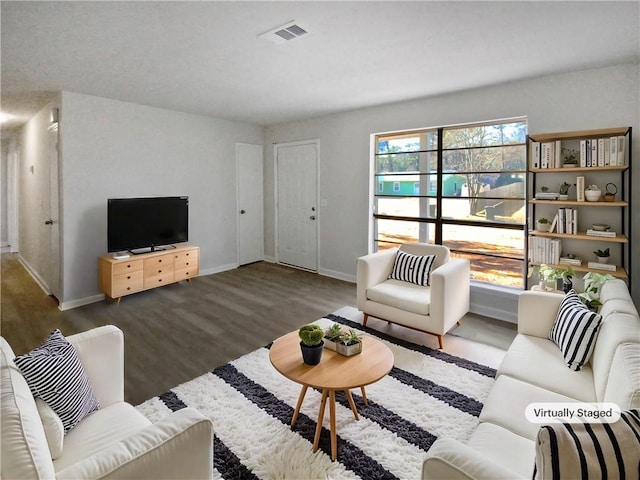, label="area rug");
[136,307,497,479]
